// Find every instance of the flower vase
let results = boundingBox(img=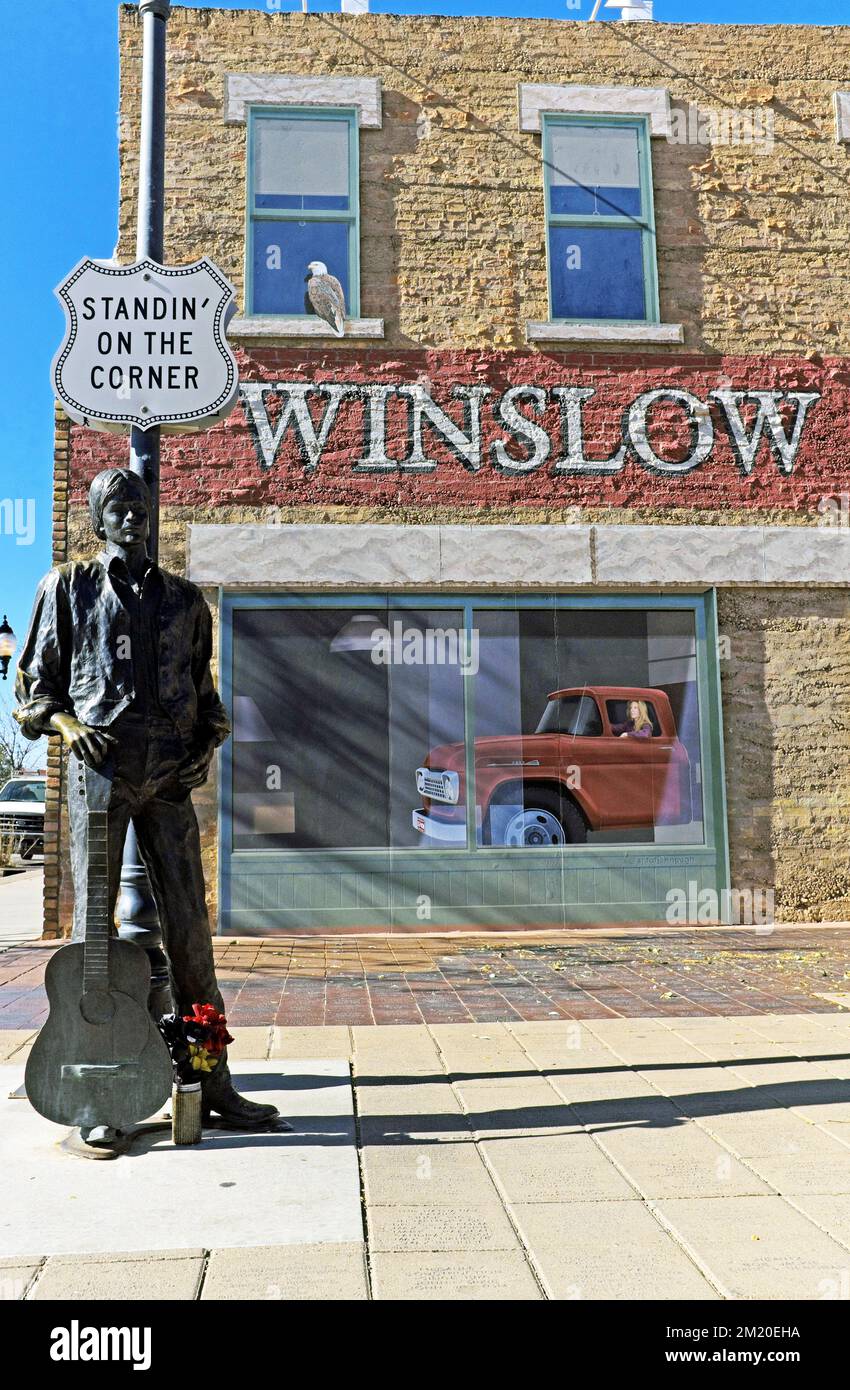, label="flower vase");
[172,1080,202,1145]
